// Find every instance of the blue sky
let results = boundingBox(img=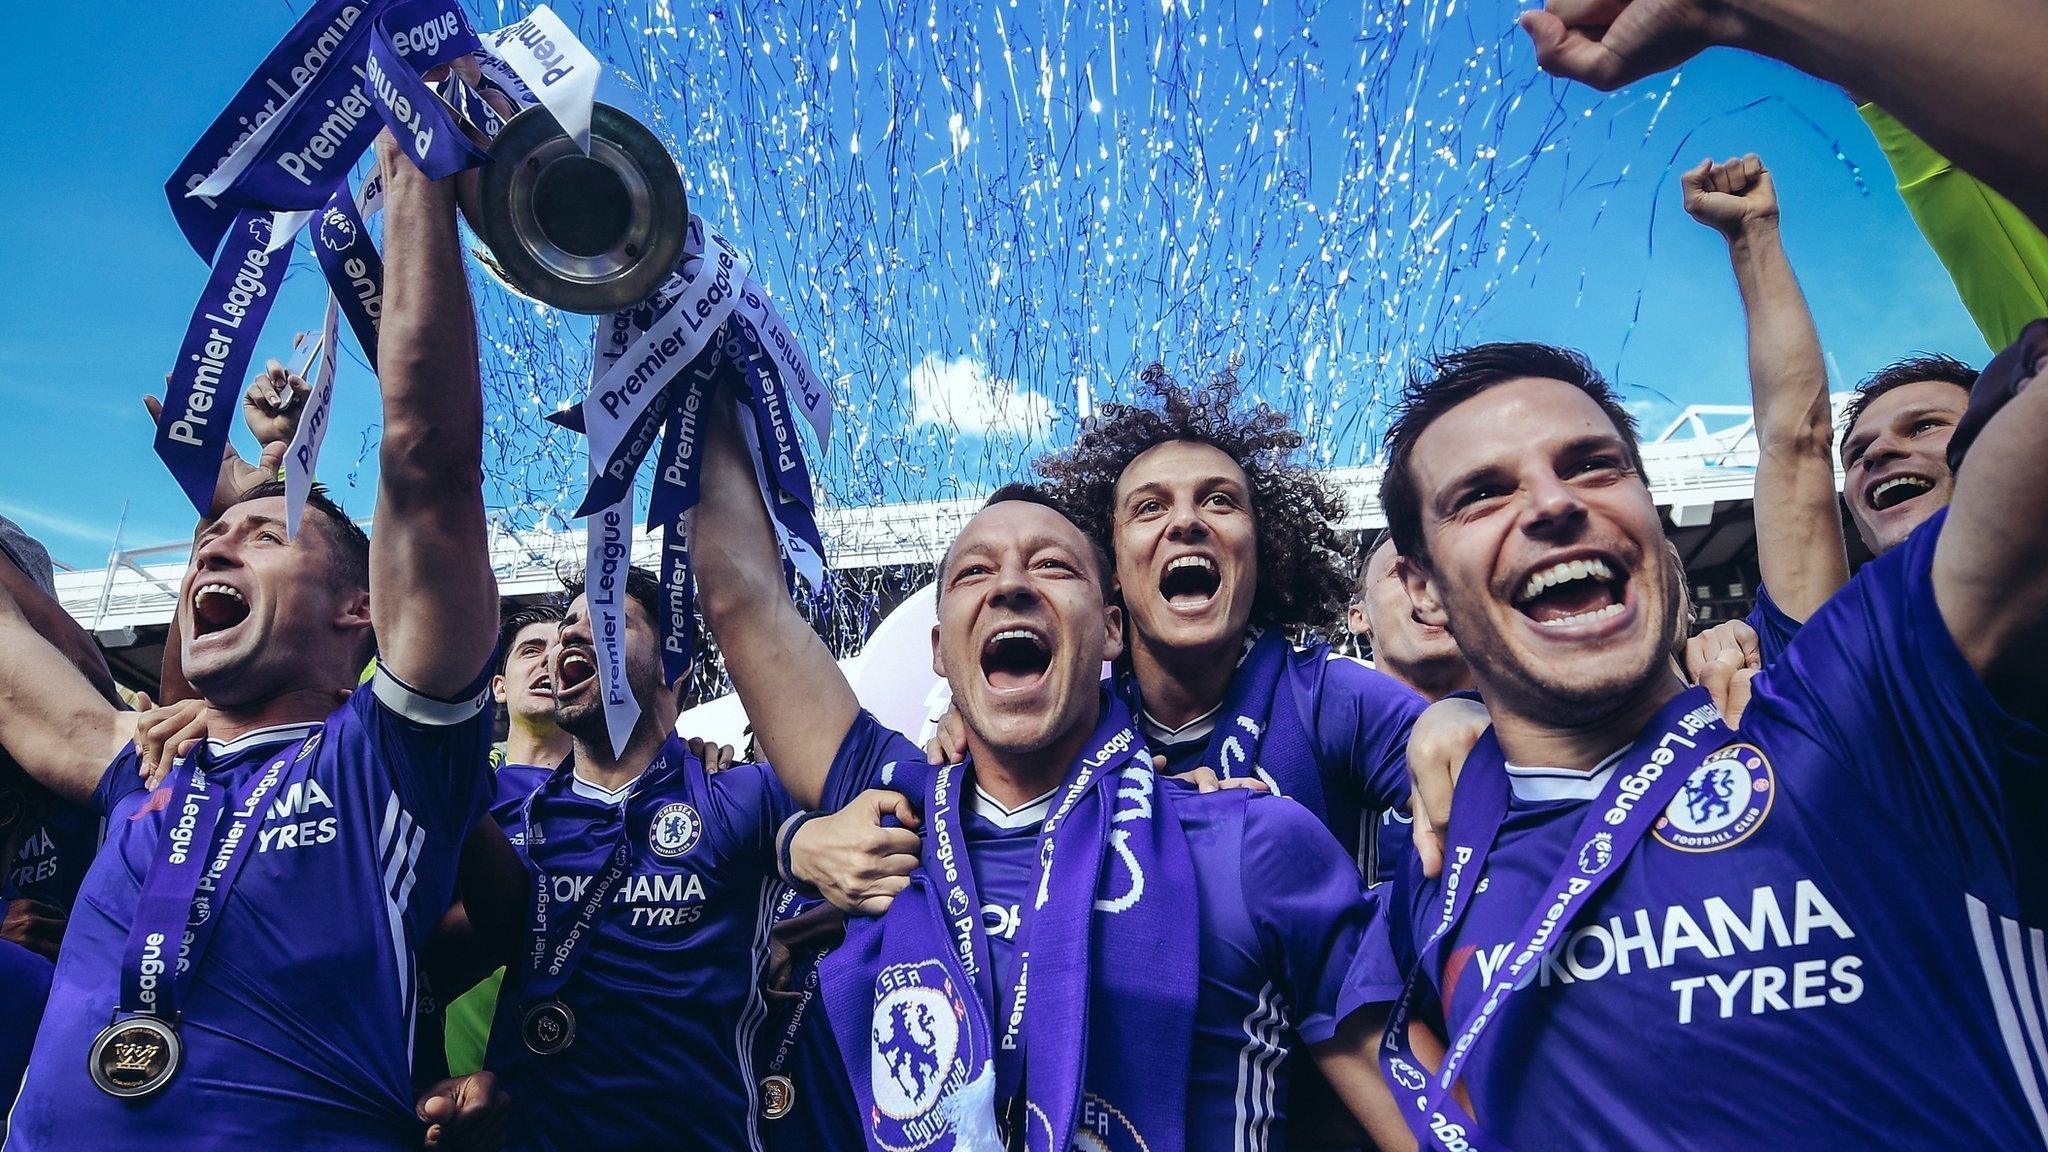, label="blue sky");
[0,0,1984,567]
